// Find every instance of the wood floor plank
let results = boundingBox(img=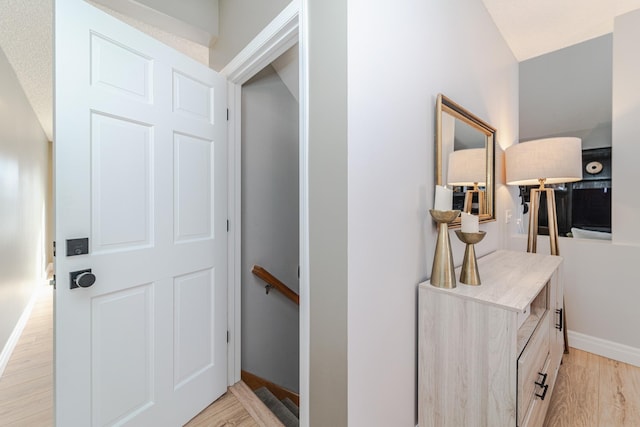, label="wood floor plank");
[0,389,53,424]
[544,348,600,427]
[185,391,258,427]
[0,286,54,426]
[229,381,285,427]
[1,407,53,427]
[0,361,52,381]
[598,356,640,427]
